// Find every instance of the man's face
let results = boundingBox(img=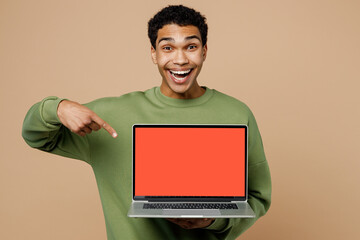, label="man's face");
[151,24,207,99]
